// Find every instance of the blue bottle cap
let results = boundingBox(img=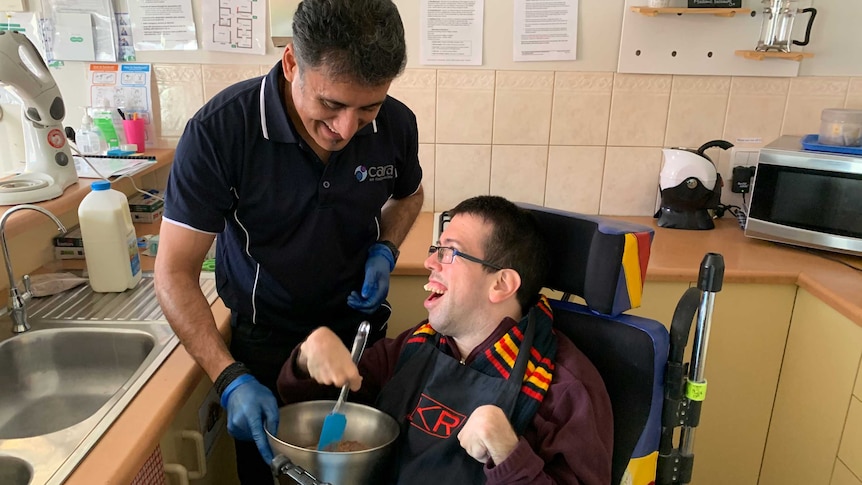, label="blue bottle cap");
[91,180,111,191]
